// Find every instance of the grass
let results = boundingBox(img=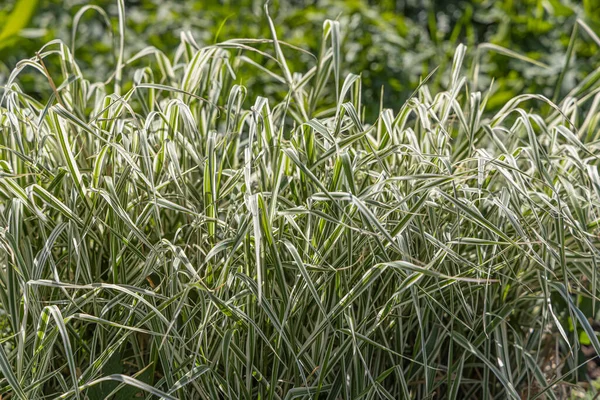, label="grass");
[1,1,600,399]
